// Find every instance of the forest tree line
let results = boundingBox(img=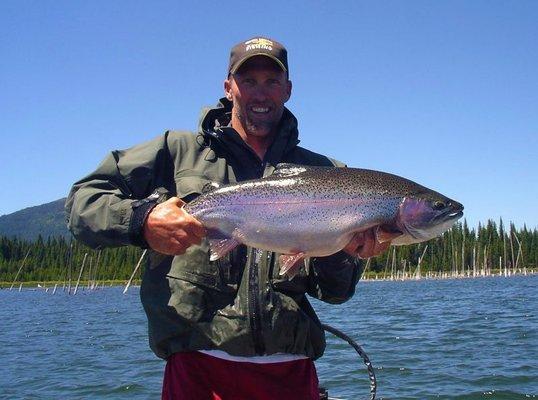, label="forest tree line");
[0,218,537,283]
